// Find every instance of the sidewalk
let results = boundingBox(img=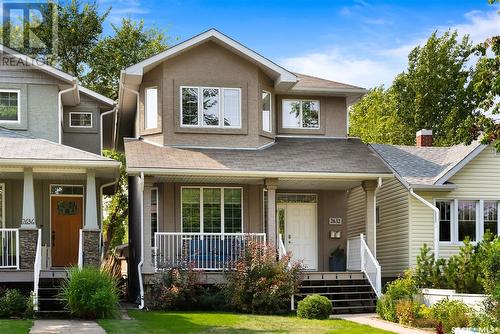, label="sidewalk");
[334,313,432,334]
[30,320,106,334]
